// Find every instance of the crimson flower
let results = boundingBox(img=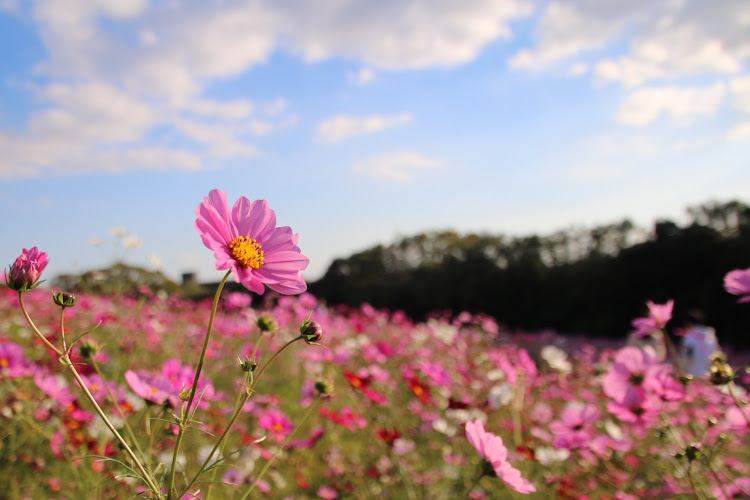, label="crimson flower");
[344,371,388,405]
[195,189,308,295]
[406,376,431,404]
